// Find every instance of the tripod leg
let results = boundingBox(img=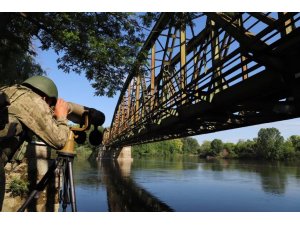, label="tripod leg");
[67,158,77,212]
[62,161,69,212]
